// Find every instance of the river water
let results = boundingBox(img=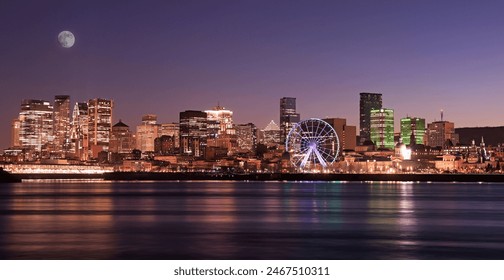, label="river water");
[0,180,503,259]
